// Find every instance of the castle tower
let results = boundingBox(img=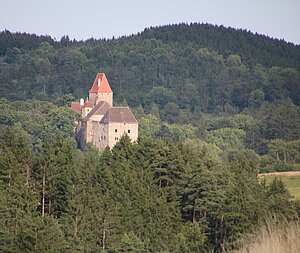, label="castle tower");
[89,73,113,107]
[81,98,93,118]
[71,73,138,152]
